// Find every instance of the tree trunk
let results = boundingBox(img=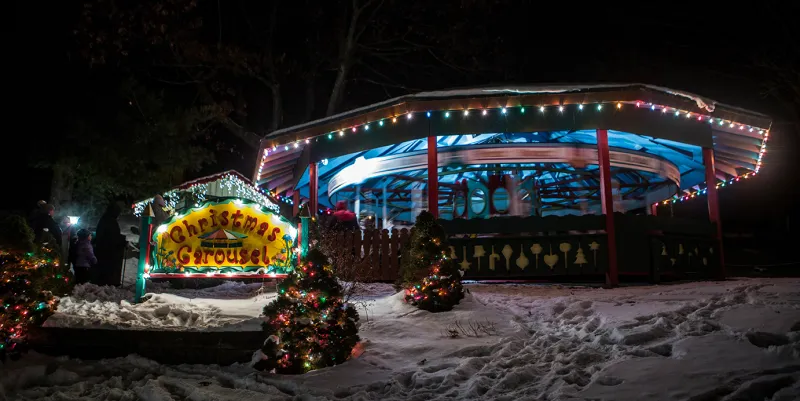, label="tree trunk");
[49,162,74,211]
[326,62,350,117]
[326,1,362,117]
